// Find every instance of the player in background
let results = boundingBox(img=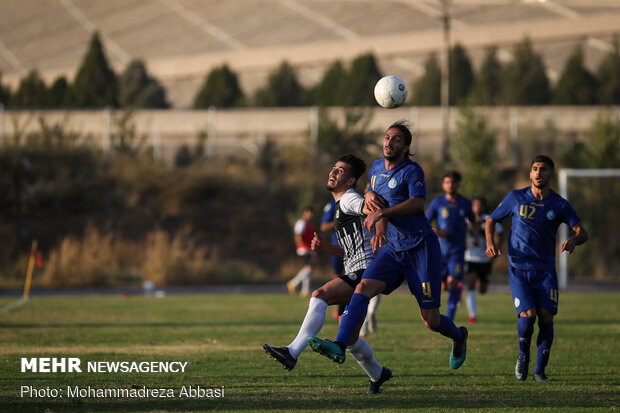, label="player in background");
[287,206,316,297]
[486,155,588,382]
[264,154,392,394]
[464,197,503,323]
[320,199,345,319]
[308,121,468,371]
[427,171,477,321]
